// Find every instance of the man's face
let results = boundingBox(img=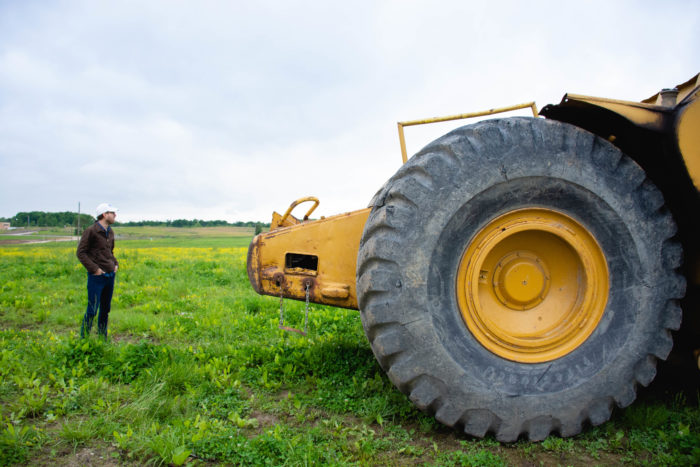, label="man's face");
[103,211,116,225]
